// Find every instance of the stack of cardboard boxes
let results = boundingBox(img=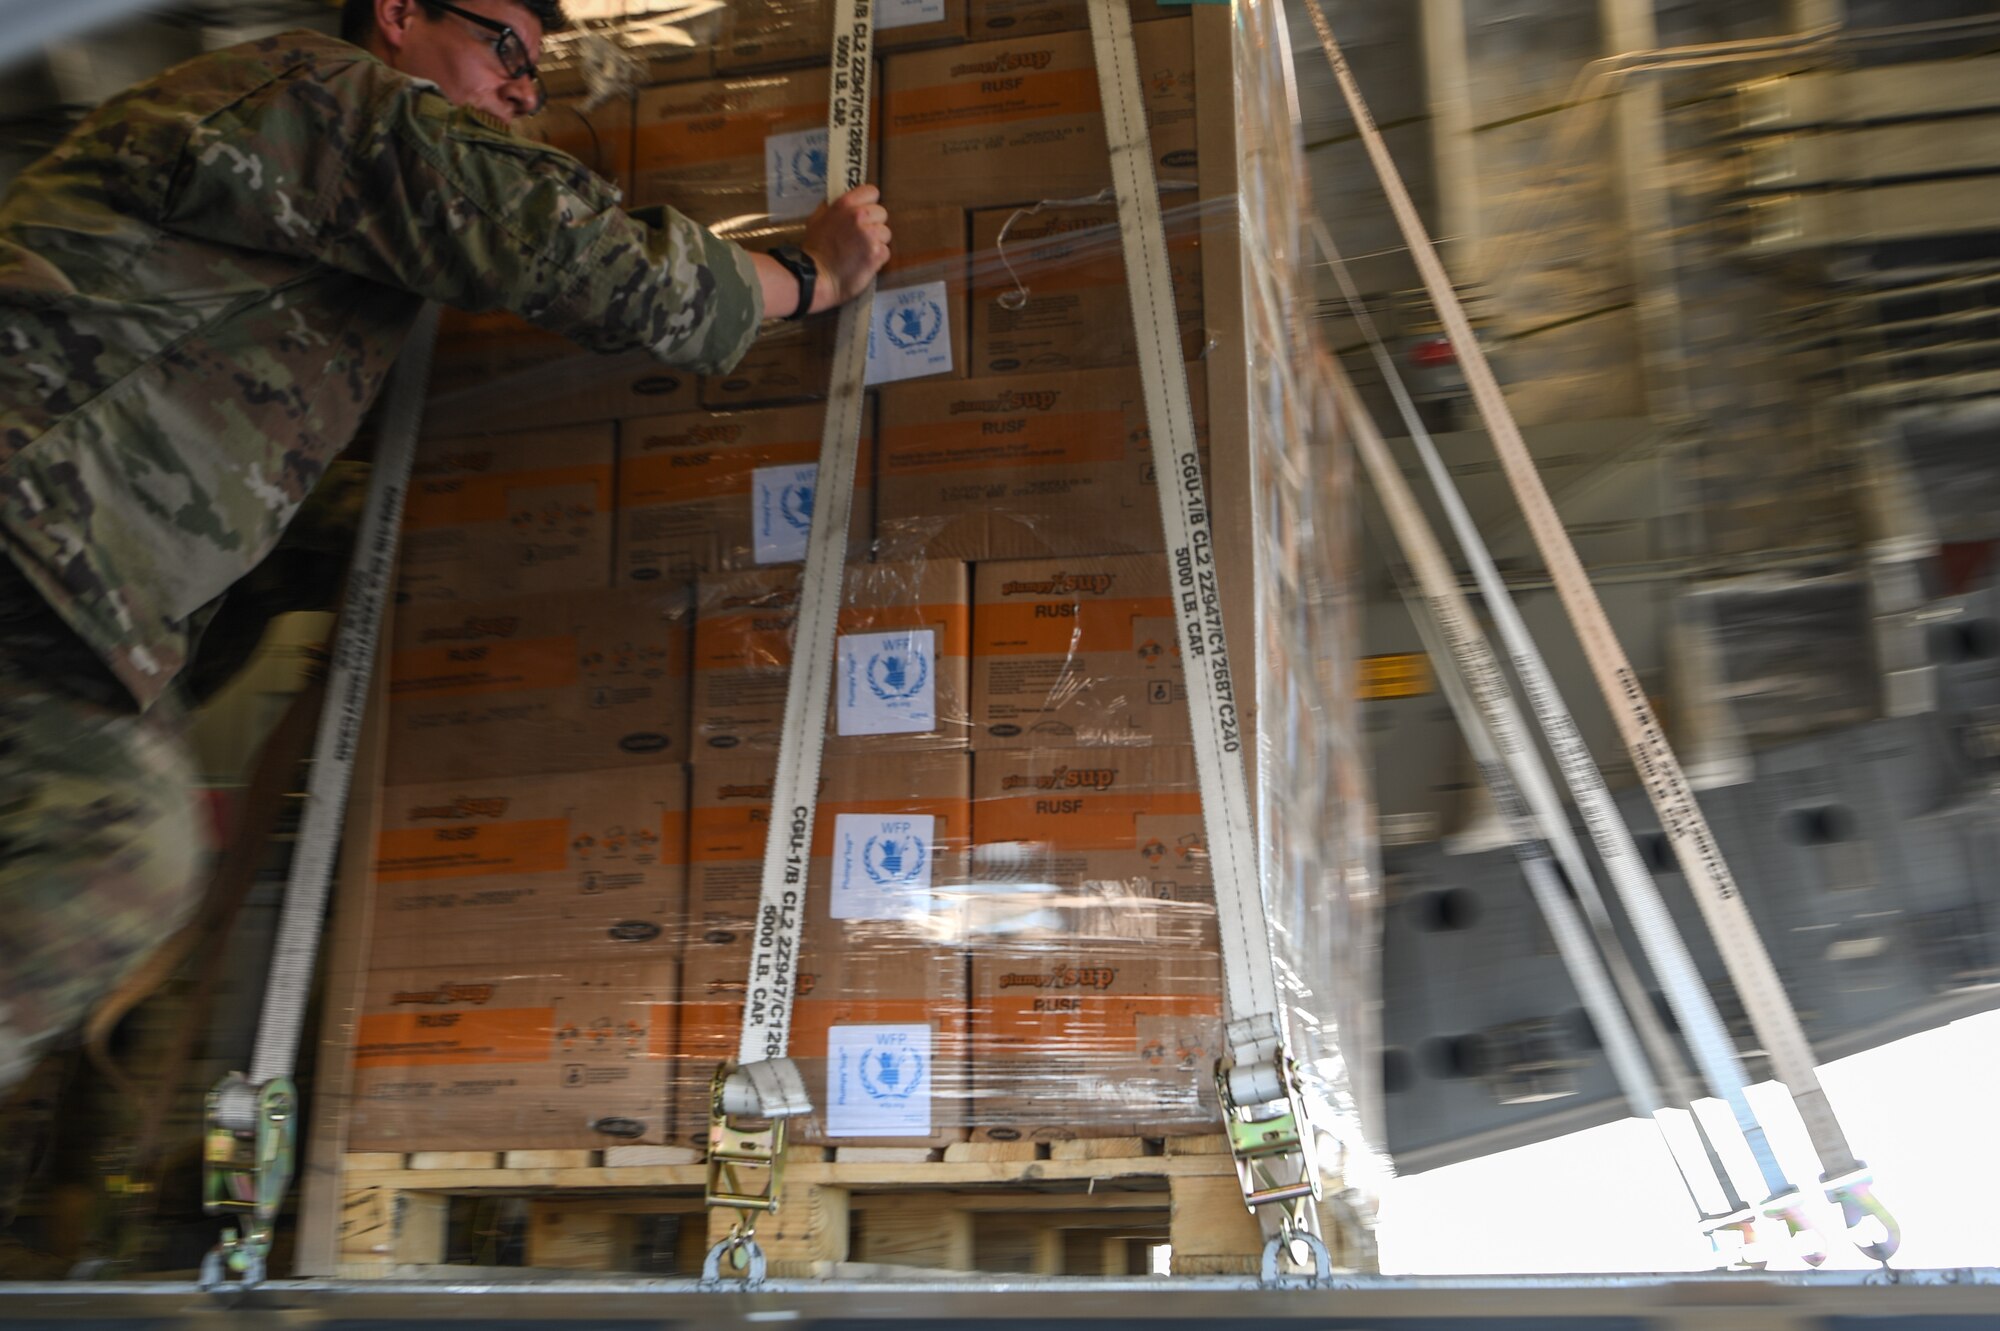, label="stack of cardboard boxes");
[351,2,1224,1152]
